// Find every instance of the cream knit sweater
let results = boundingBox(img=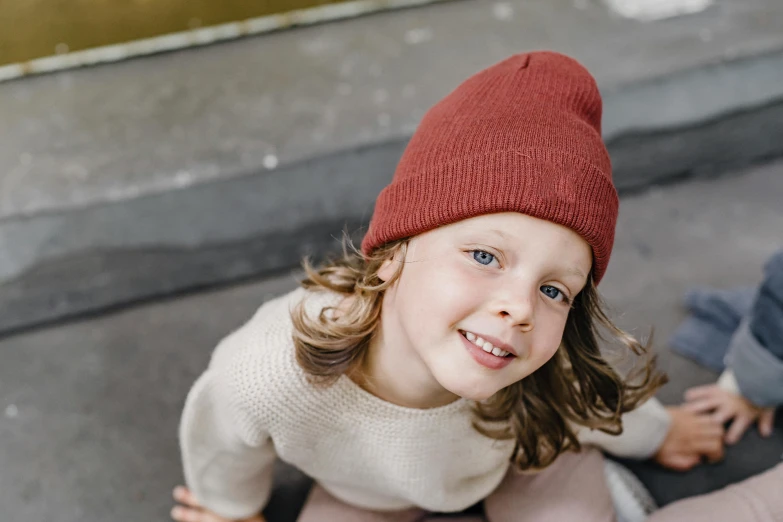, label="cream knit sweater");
[180,287,671,519]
